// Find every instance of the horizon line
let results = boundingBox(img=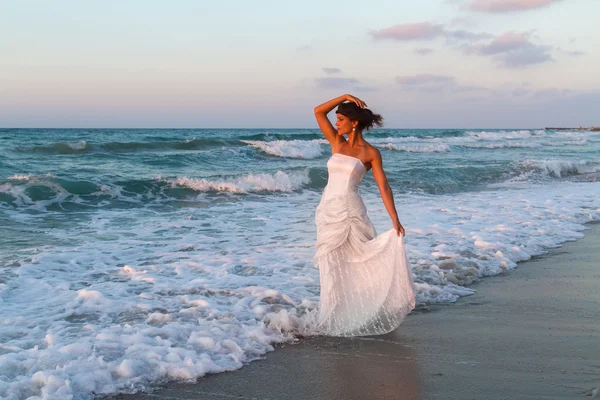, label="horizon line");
[0,126,551,130]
